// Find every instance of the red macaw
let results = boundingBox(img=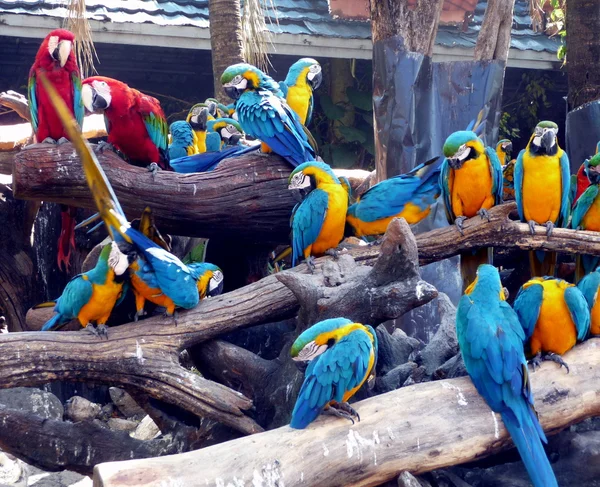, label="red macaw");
[81,76,170,172]
[28,29,85,272]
